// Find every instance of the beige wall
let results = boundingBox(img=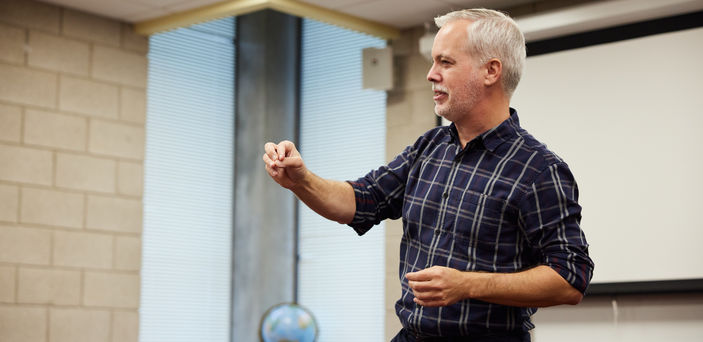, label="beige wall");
[0,0,147,341]
[384,26,436,340]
